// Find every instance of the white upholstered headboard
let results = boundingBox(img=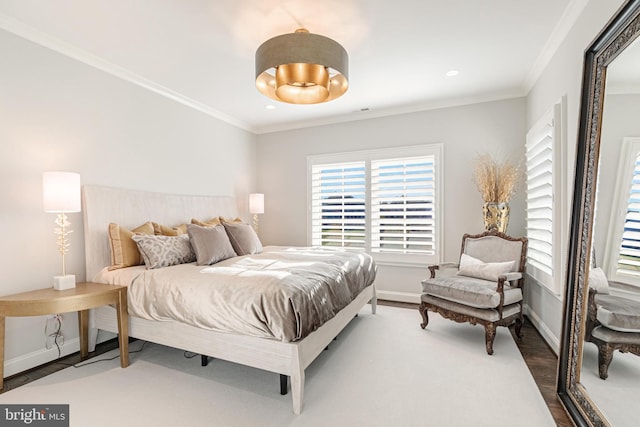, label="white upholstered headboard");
[82,185,237,281]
